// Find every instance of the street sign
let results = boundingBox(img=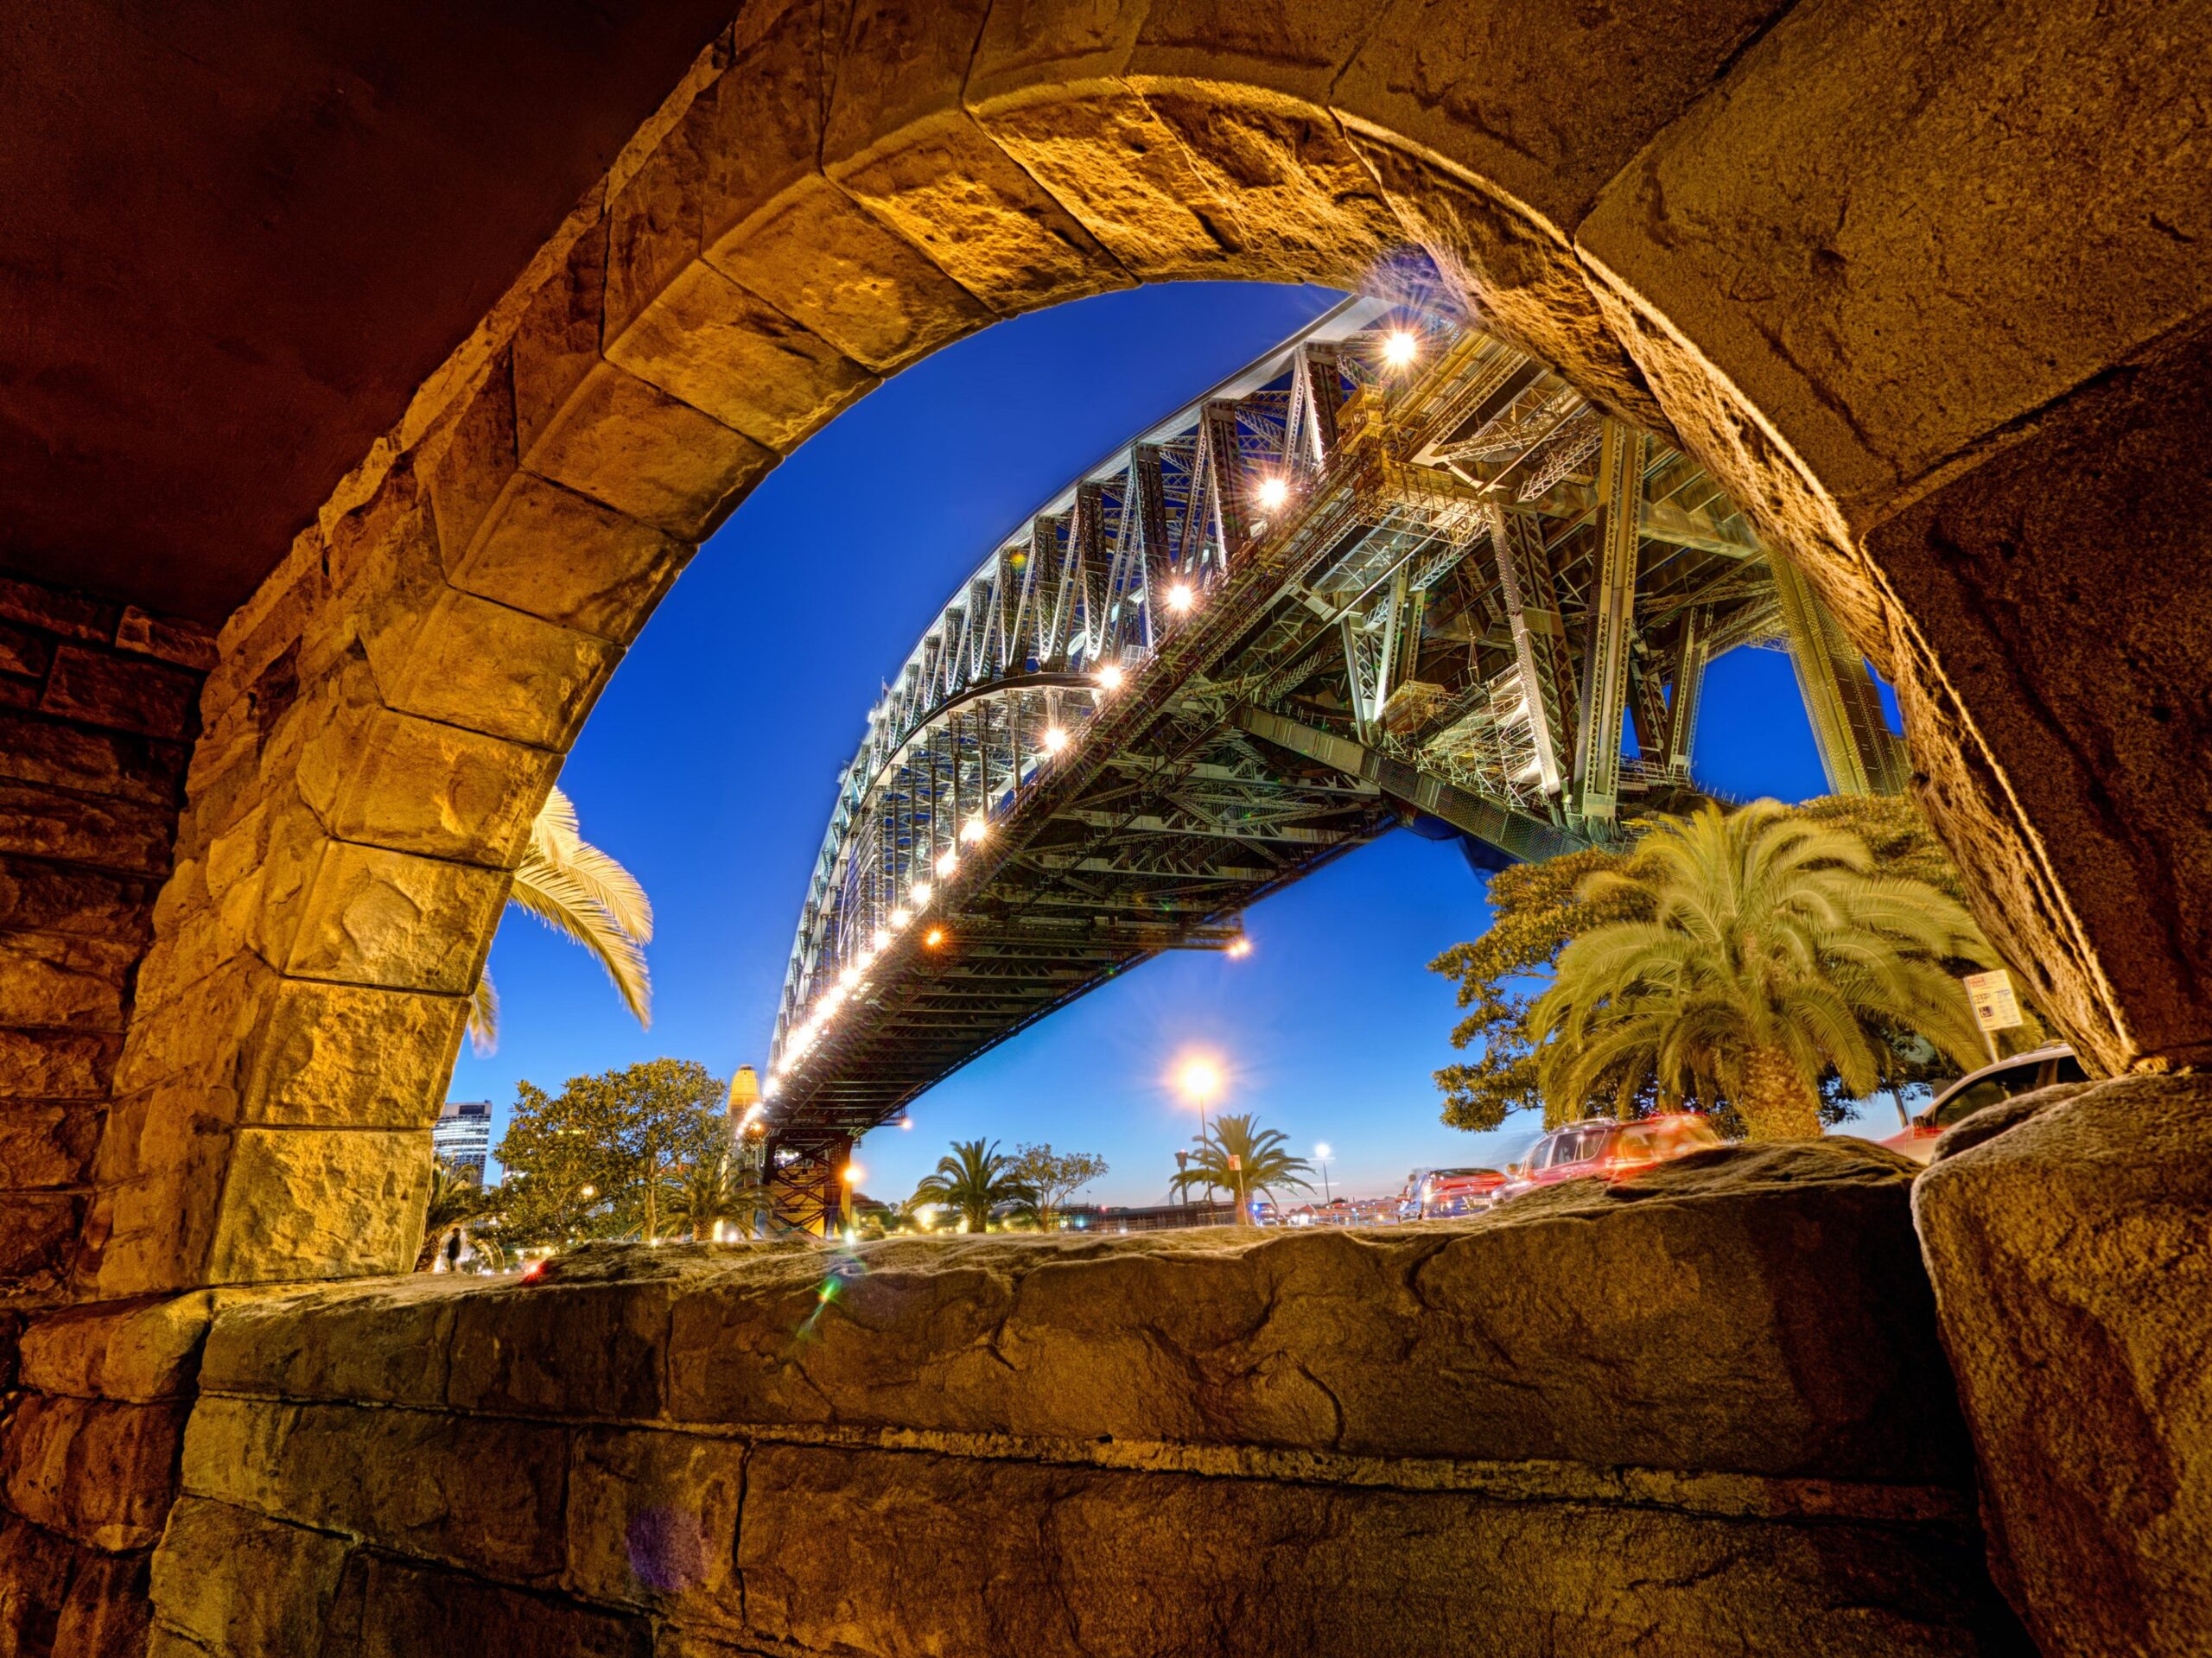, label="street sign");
[1964,969,2024,1032]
